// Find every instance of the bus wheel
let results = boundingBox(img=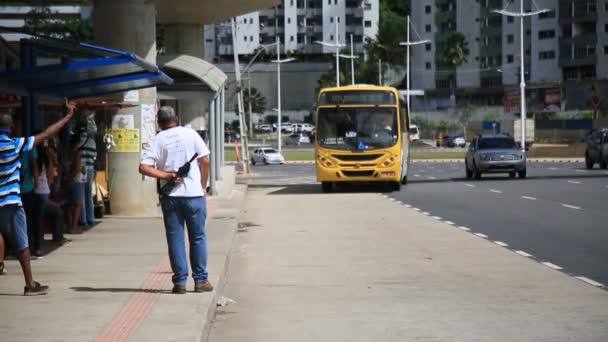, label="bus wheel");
[400,176,407,185]
[391,181,402,192]
[321,182,334,193]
